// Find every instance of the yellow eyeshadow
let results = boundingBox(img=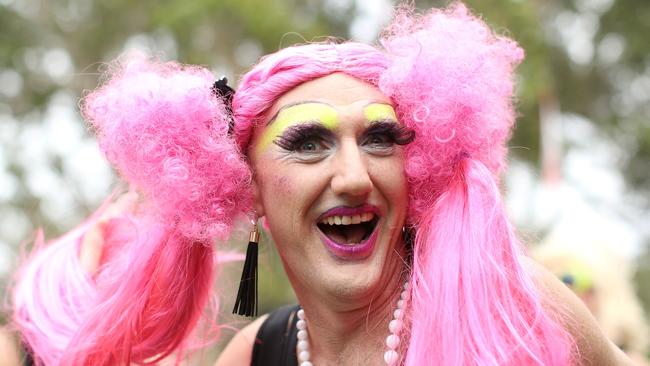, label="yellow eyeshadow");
[364,103,397,123]
[256,103,339,153]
